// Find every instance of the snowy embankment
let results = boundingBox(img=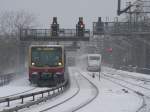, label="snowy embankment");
[25,66,142,112]
[78,68,142,112]
[76,55,143,112]
[0,63,144,112]
[20,67,97,112]
[102,66,150,112]
[103,66,150,80]
[0,72,48,98]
